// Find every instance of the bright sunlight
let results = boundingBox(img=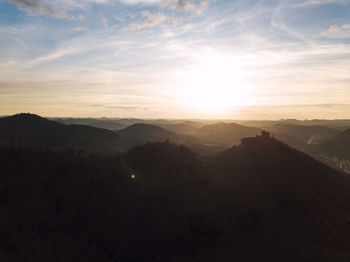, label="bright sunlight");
[179,52,253,114]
